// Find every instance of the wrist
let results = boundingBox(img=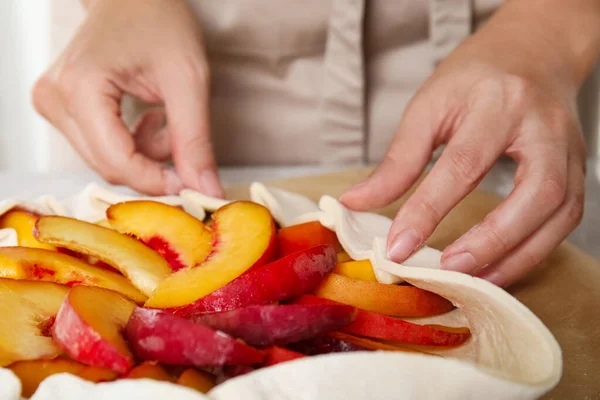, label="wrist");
[454,0,600,95]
